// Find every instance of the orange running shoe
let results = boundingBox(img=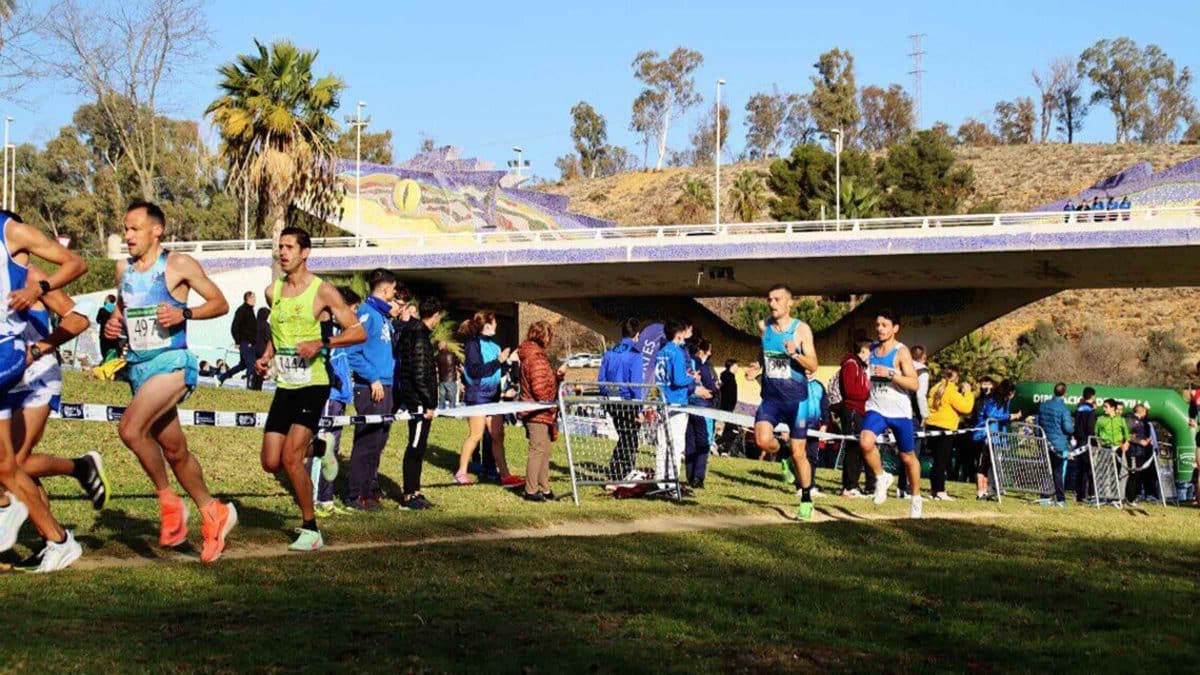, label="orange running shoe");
[200,501,238,563]
[159,494,189,548]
